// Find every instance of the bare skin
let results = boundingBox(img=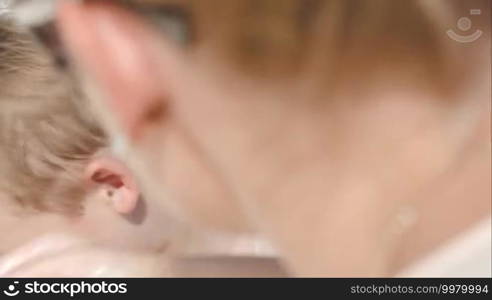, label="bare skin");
[56,0,491,277]
[0,16,285,277]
